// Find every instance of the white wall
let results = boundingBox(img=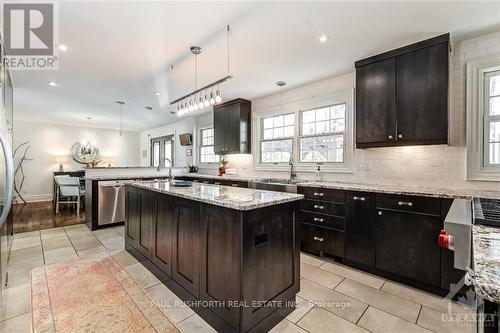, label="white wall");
[13,121,140,202]
[141,30,500,192]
